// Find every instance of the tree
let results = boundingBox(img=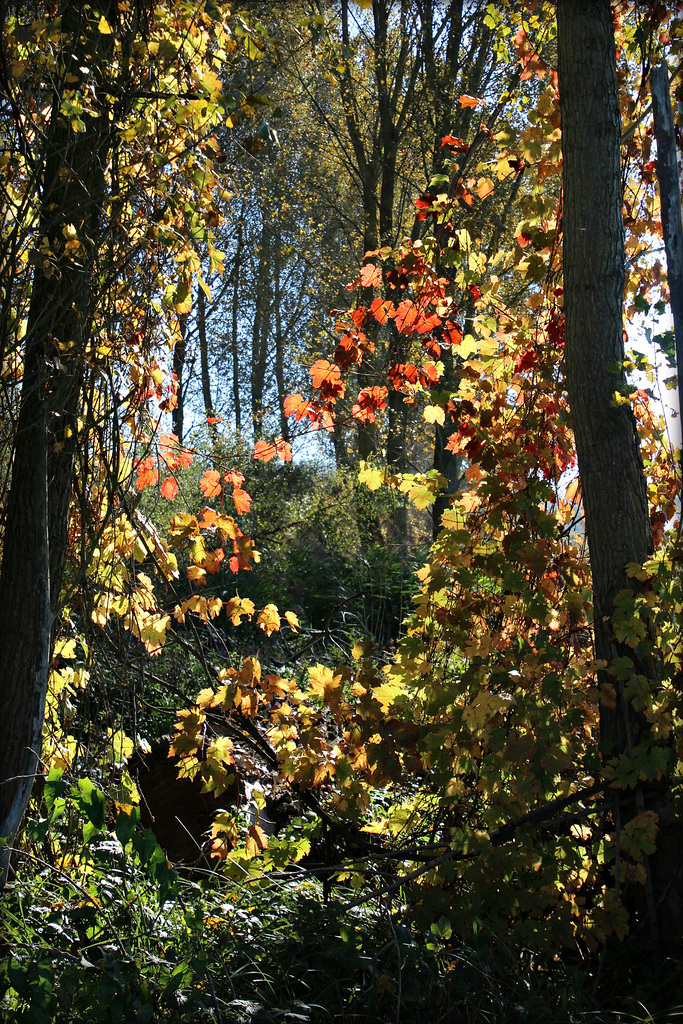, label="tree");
[557,0,682,950]
[0,0,245,880]
[0,0,116,877]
